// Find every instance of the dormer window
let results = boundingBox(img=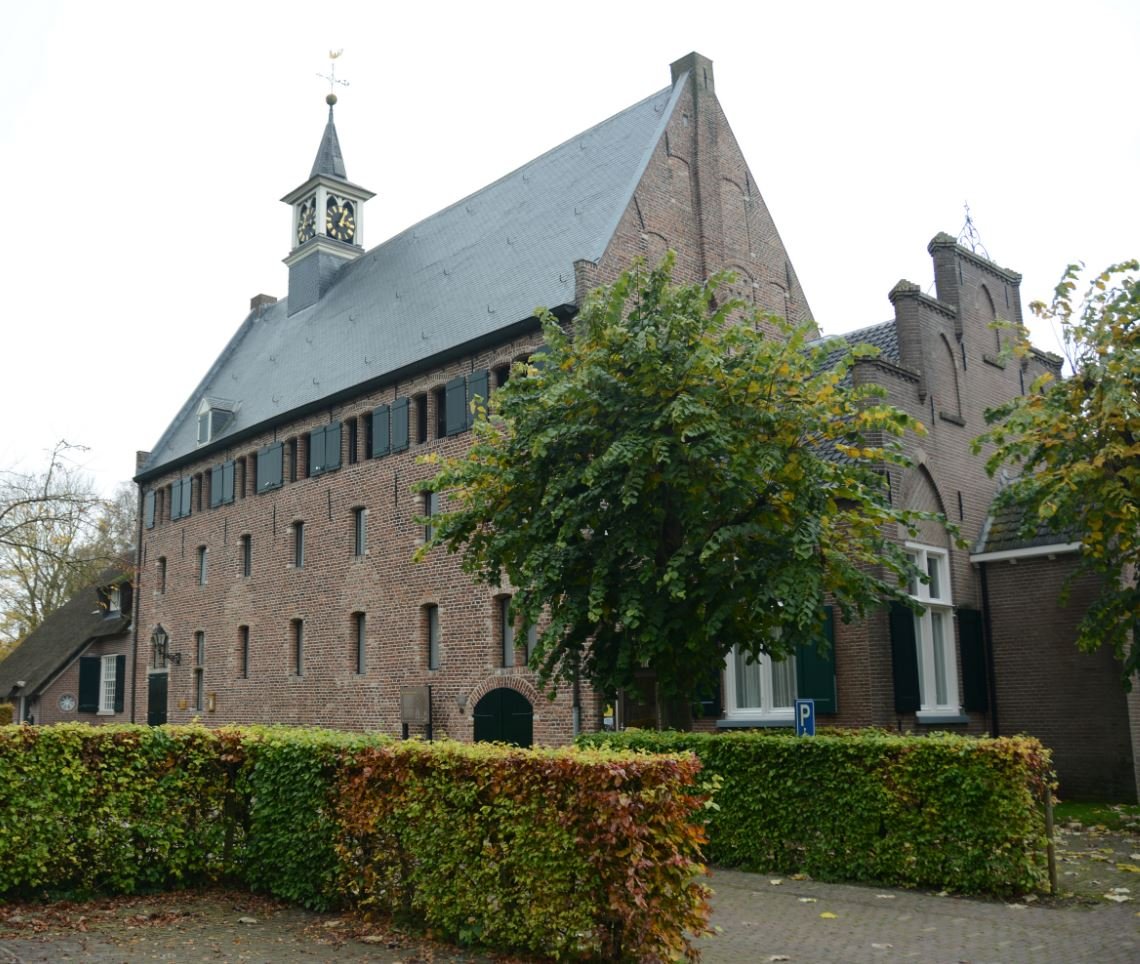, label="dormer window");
[196,397,235,446]
[97,581,132,617]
